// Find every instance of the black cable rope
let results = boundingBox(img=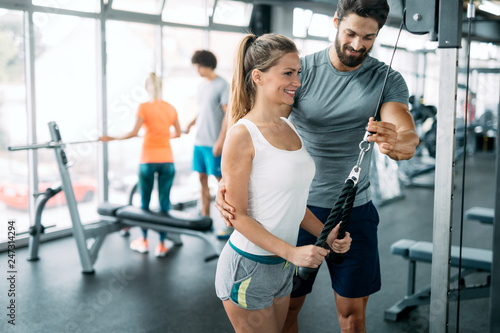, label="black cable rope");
[456,1,475,331]
[297,180,357,279]
[316,180,356,246]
